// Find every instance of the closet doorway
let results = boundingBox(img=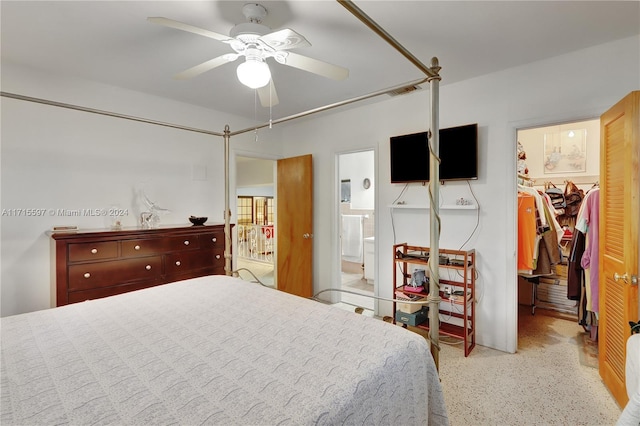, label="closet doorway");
[516,118,600,348]
[337,150,376,312]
